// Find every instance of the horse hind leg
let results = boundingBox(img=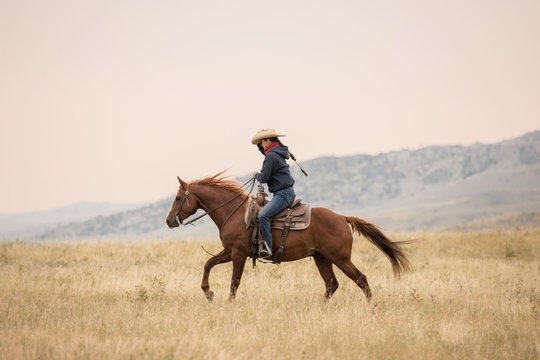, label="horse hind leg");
[201,249,231,301]
[335,260,372,301]
[313,252,339,299]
